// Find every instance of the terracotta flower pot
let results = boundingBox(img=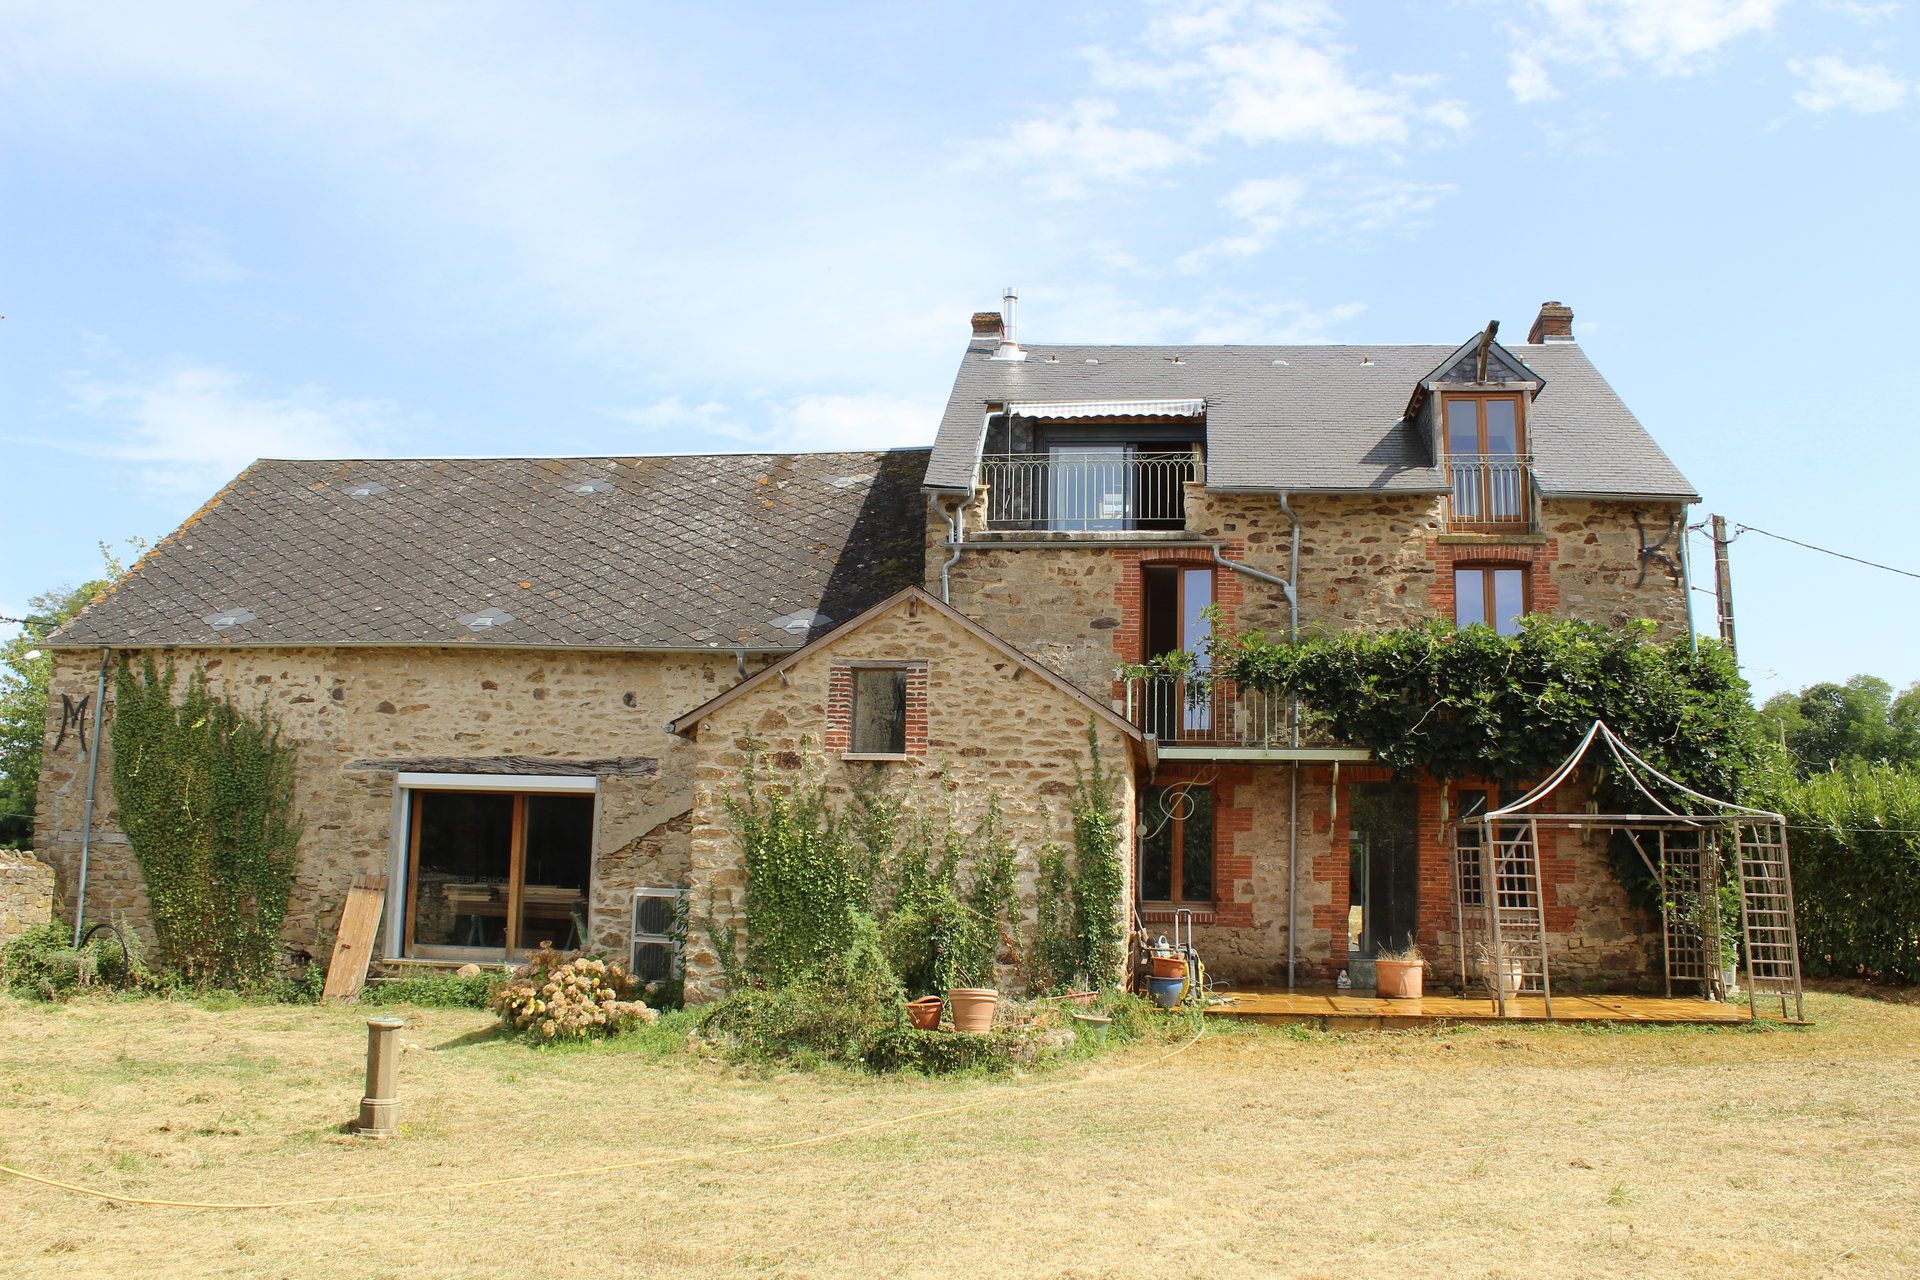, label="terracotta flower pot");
[1150,954,1188,980]
[1375,958,1424,1000]
[1059,990,1100,1009]
[906,996,943,1031]
[946,987,998,1033]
